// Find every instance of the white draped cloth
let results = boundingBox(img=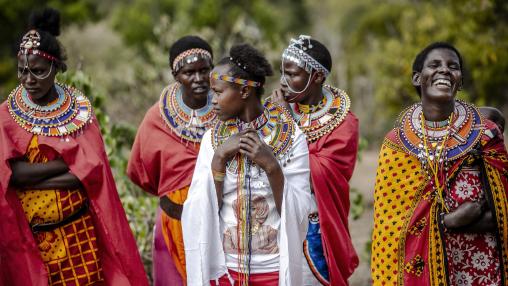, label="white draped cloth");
[182,127,312,286]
